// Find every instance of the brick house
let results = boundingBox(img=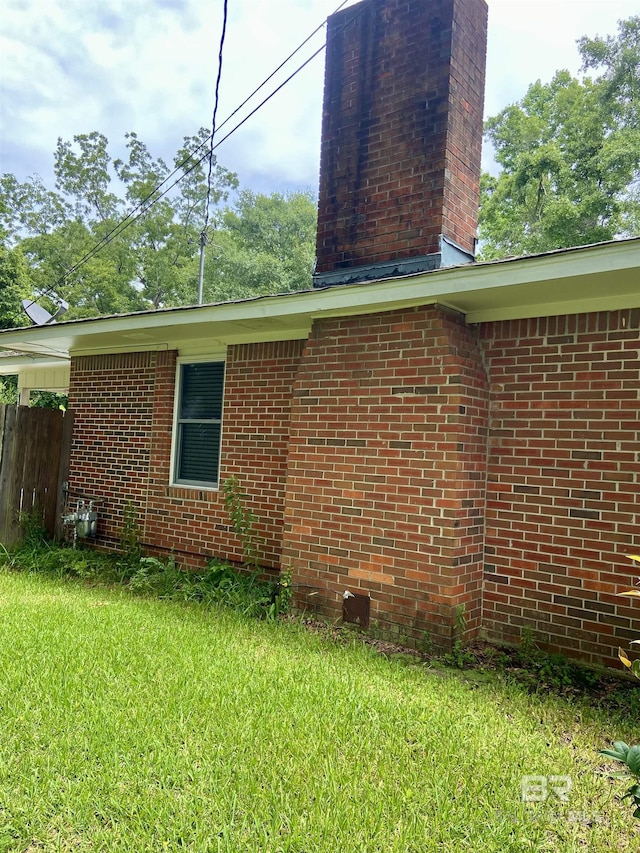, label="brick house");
[1,0,639,664]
